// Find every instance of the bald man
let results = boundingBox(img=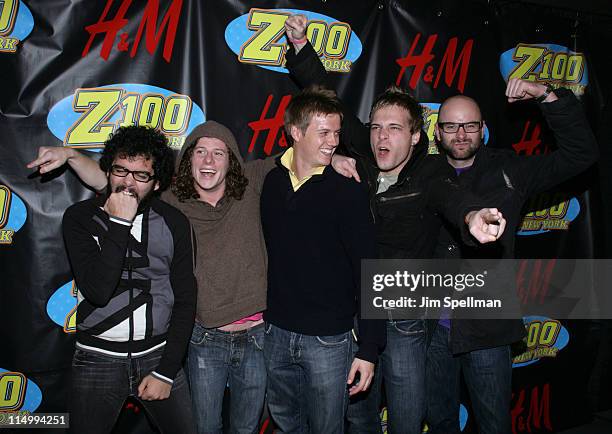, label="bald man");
[426,79,598,434]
